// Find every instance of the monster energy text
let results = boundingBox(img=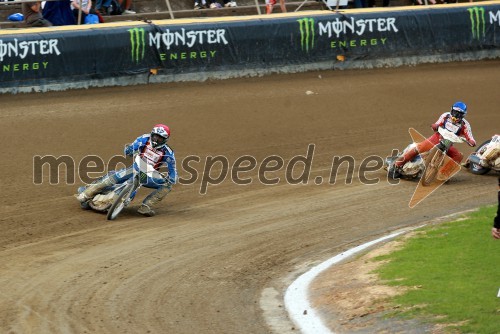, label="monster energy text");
[330,38,388,49]
[149,29,228,50]
[318,18,398,38]
[159,51,217,61]
[468,7,486,40]
[129,28,146,63]
[2,62,49,73]
[0,39,60,62]
[298,18,315,52]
